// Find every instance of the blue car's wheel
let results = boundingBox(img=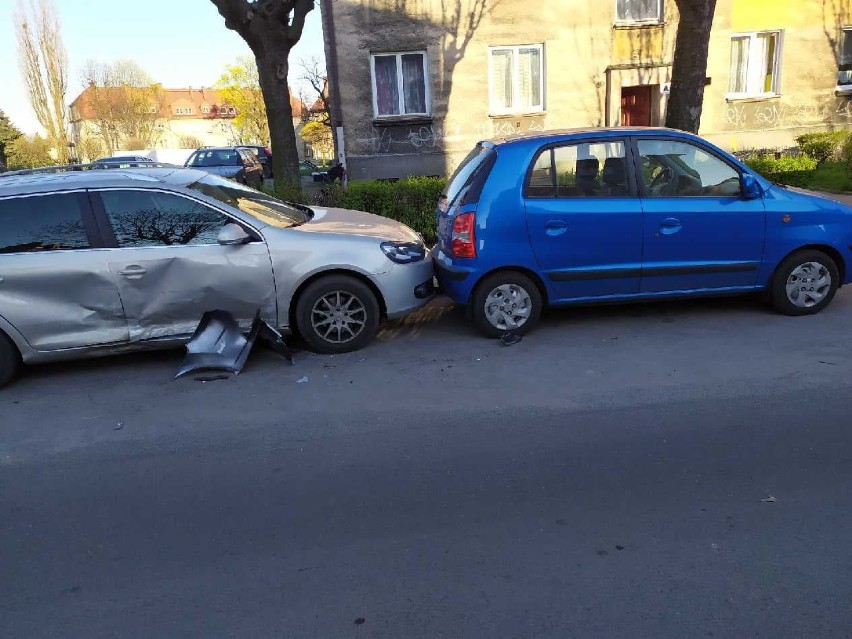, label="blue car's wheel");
[471,271,542,338]
[771,250,839,316]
